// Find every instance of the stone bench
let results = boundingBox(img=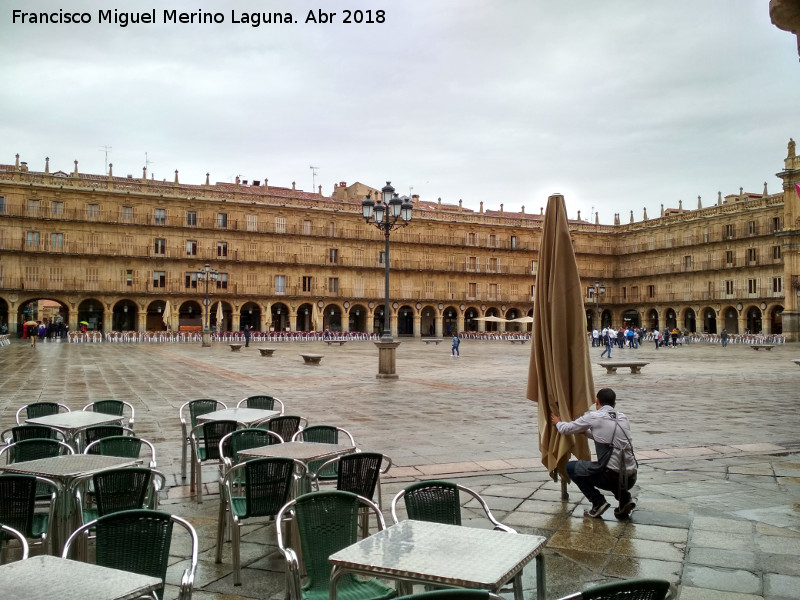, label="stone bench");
[300,353,324,365]
[749,345,775,351]
[598,361,649,374]
[509,339,528,344]
[324,340,347,346]
[423,339,443,345]
[258,347,276,357]
[793,359,800,367]
[230,344,243,352]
